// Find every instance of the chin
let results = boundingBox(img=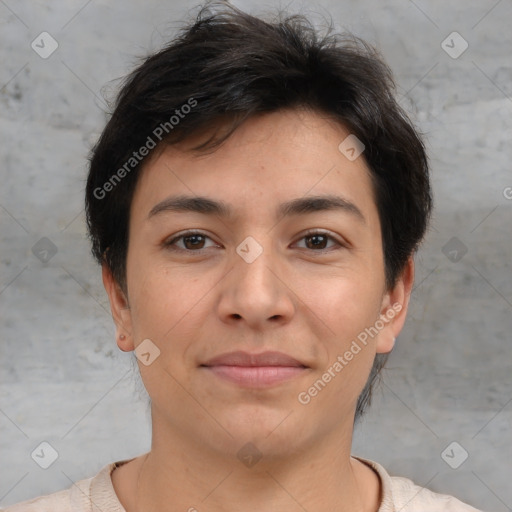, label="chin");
[209,404,306,451]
